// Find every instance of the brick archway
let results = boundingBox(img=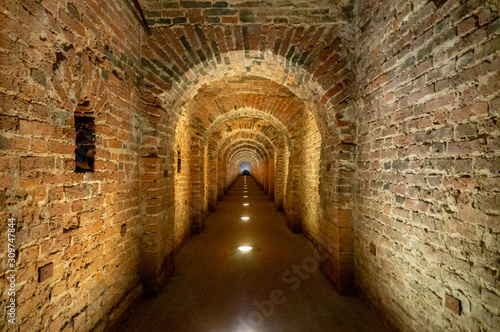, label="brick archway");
[141,29,356,294]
